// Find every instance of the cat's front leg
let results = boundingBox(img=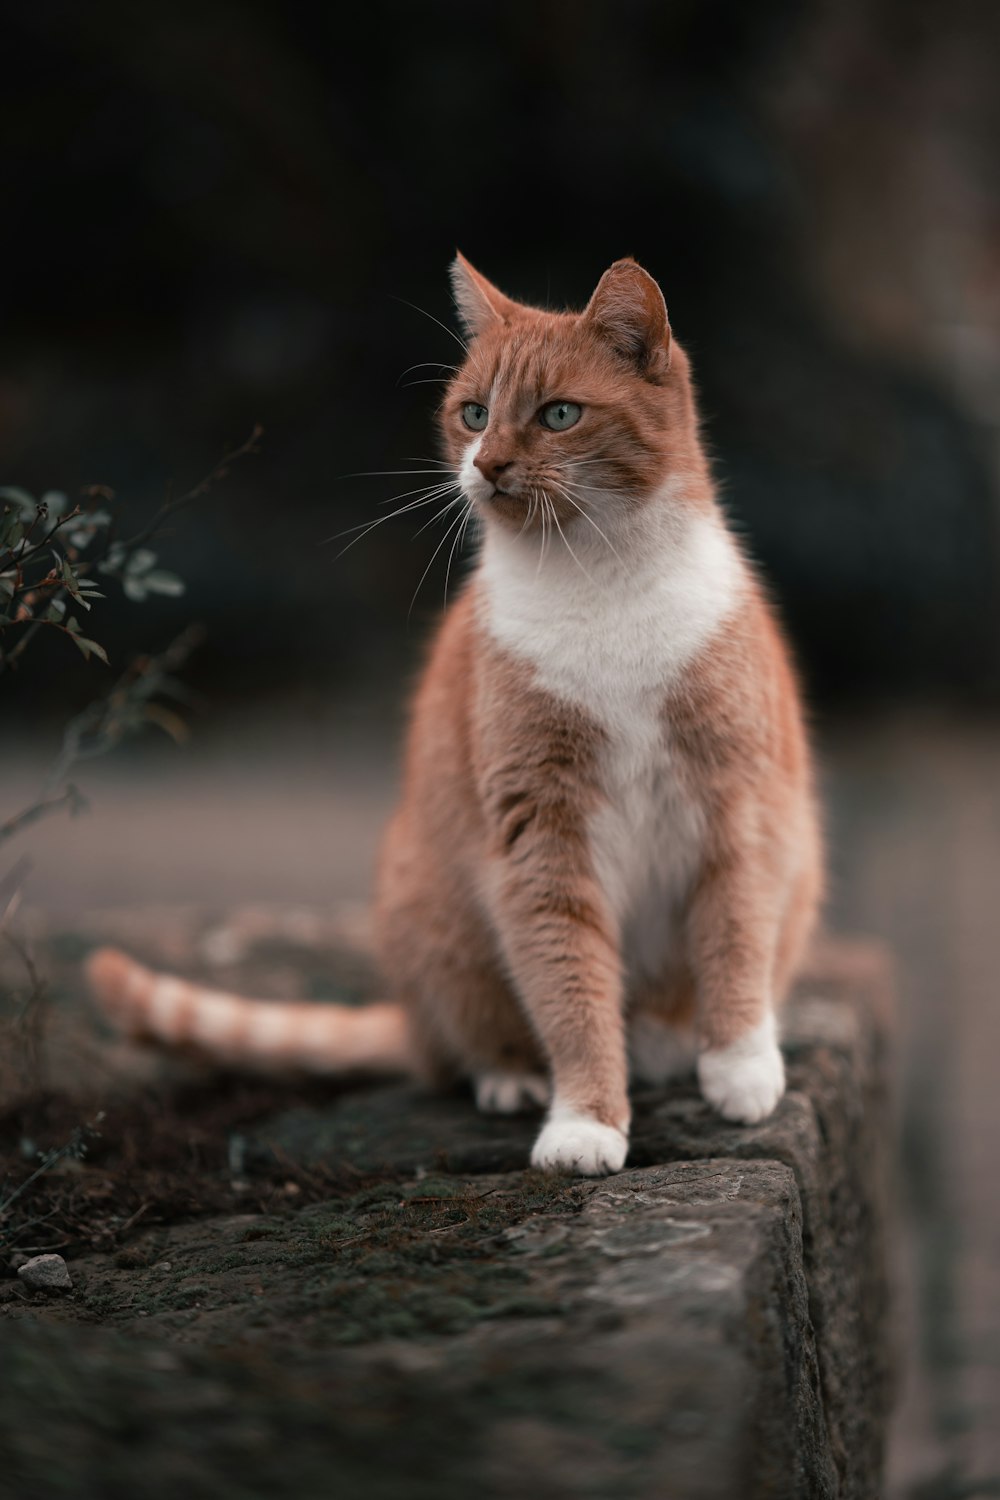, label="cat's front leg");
[687,849,786,1125]
[487,828,630,1175]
